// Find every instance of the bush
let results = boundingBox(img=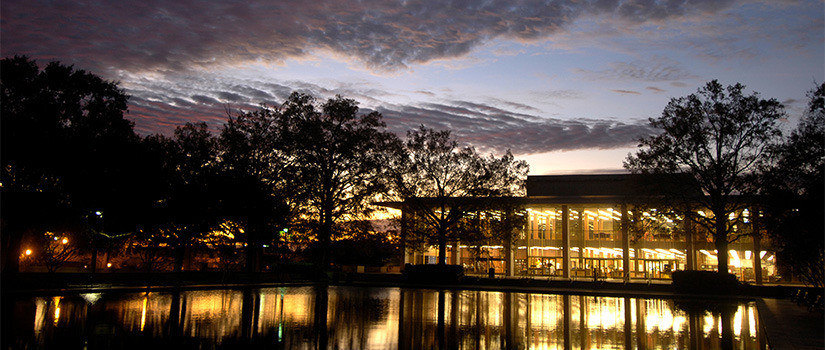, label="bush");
[403,264,464,283]
[672,270,740,294]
